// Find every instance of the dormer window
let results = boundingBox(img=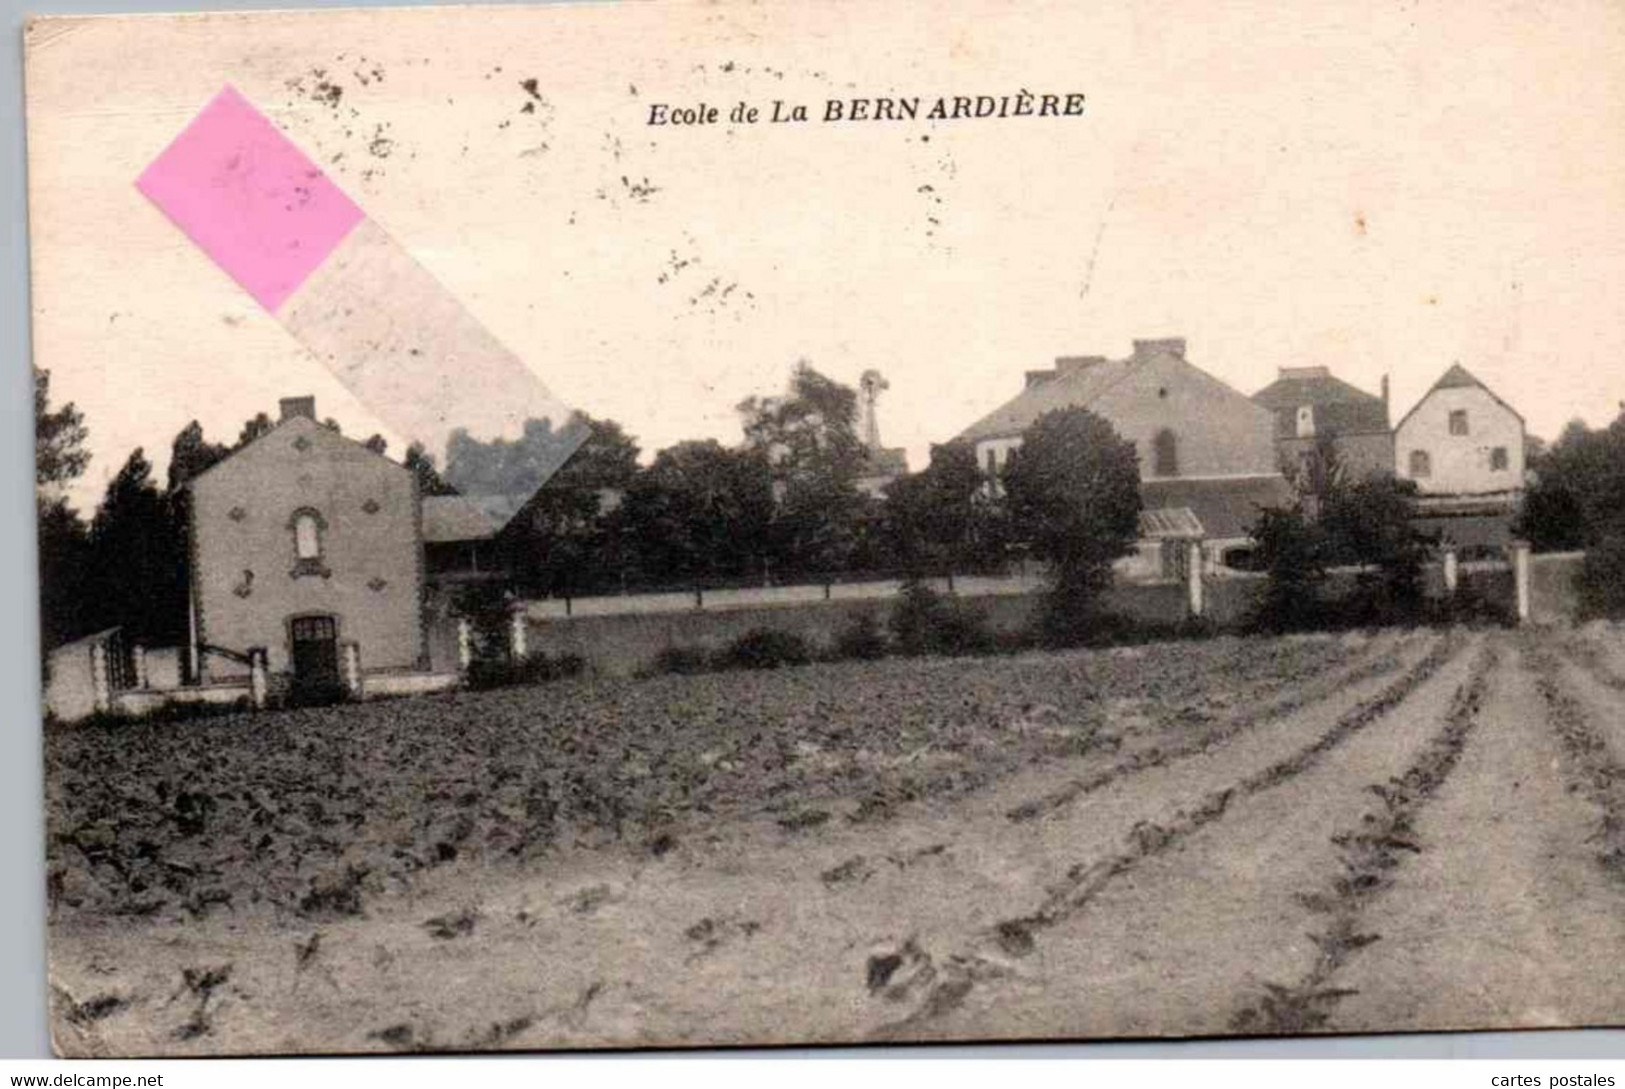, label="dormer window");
[1295,405,1315,438]
[289,508,330,578]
